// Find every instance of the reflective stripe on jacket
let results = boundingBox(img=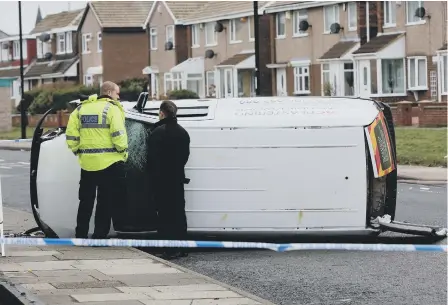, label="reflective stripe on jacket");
[65,94,128,171]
